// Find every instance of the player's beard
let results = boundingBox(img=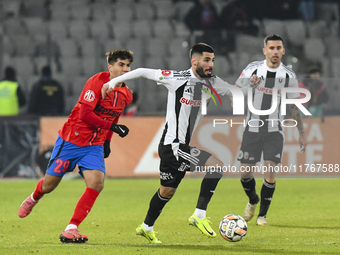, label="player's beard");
[196,64,212,78]
[270,55,281,66]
